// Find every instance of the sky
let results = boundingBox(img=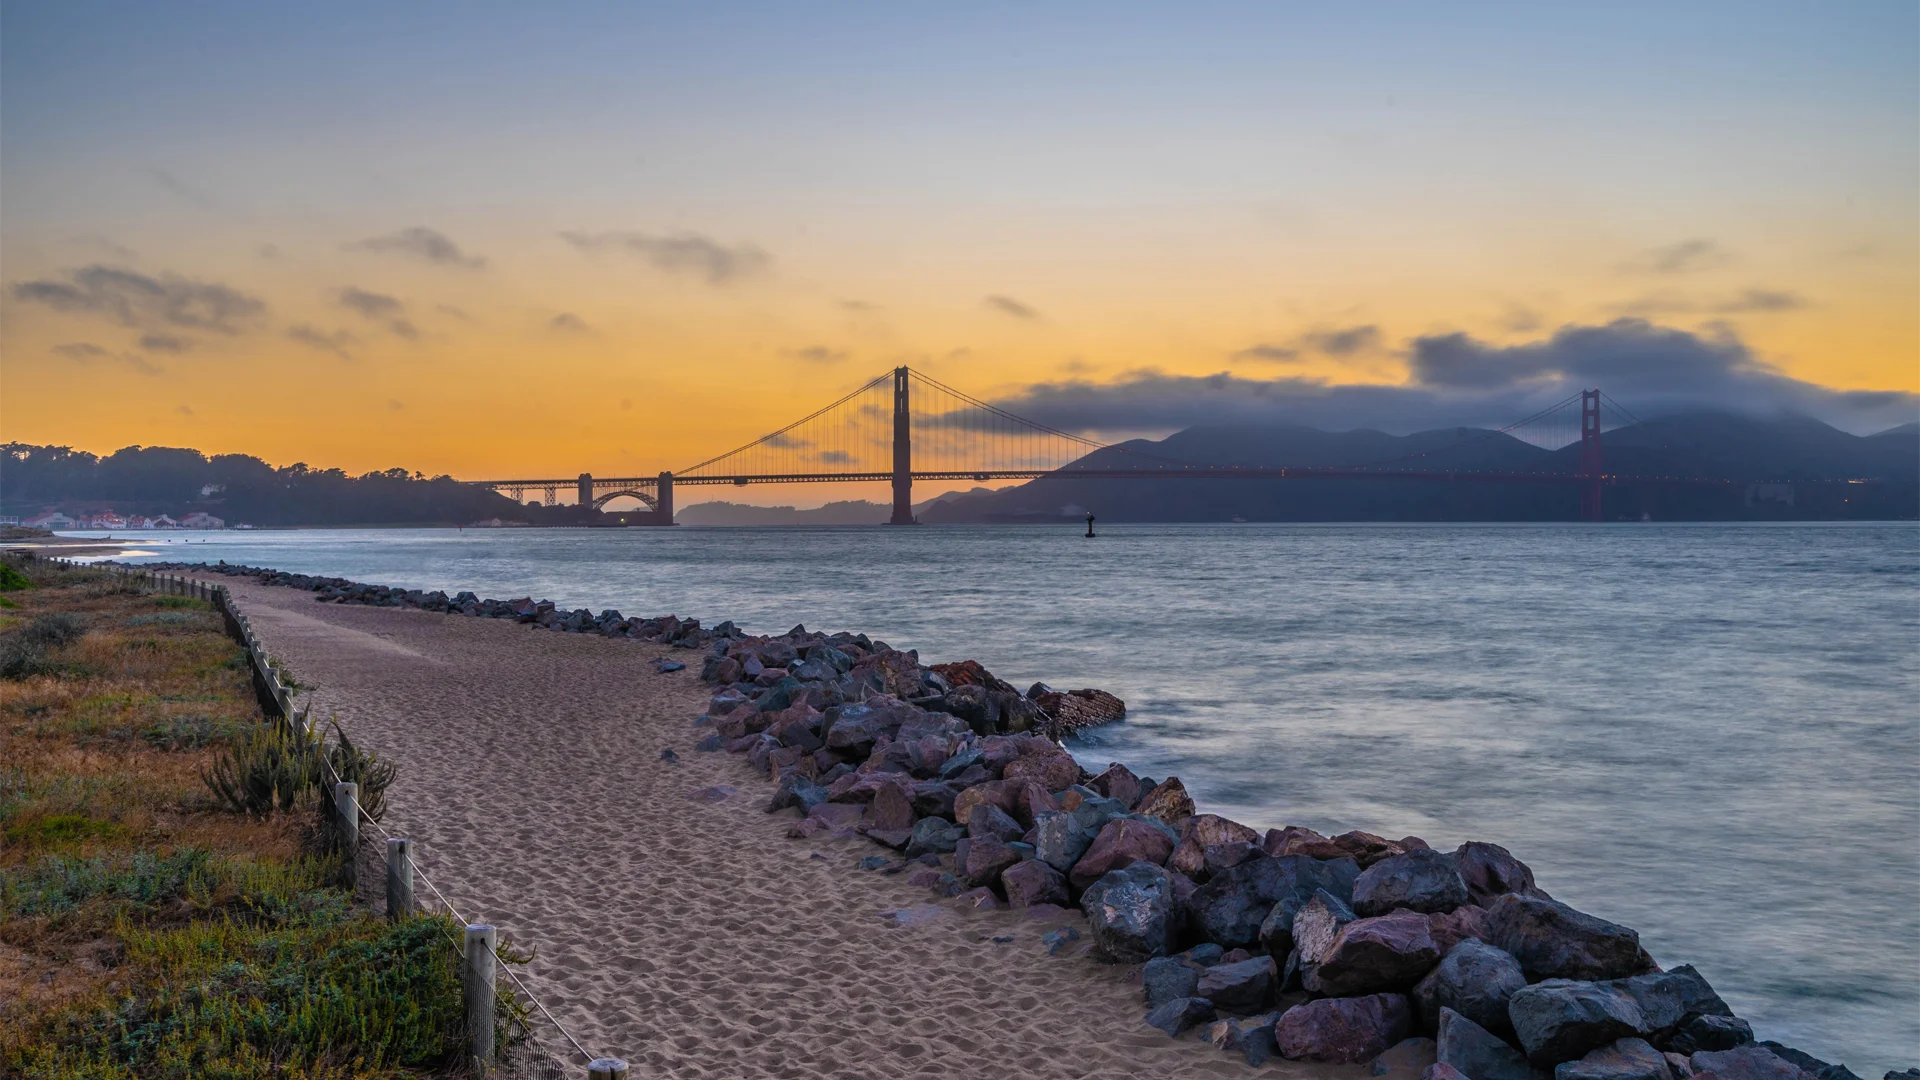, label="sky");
[2,2,1915,505]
